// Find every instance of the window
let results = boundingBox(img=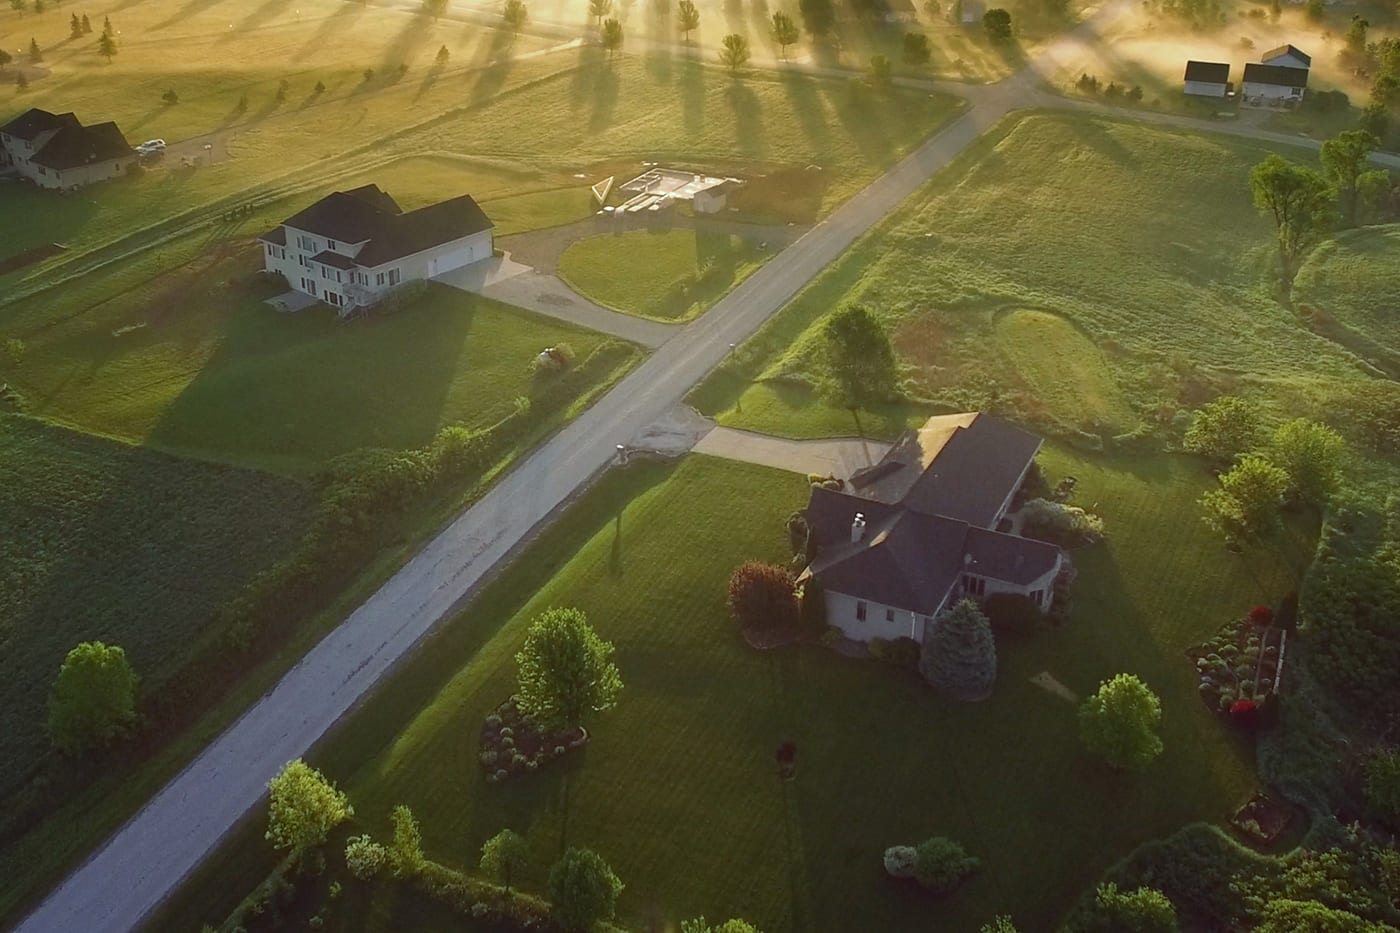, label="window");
[325,290,342,307]
[885,608,895,623]
[375,272,386,287]
[327,240,337,251]
[1031,589,1044,607]
[855,601,867,622]
[961,574,986,597]
[297,234,315,251]
[387,268,401,286]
